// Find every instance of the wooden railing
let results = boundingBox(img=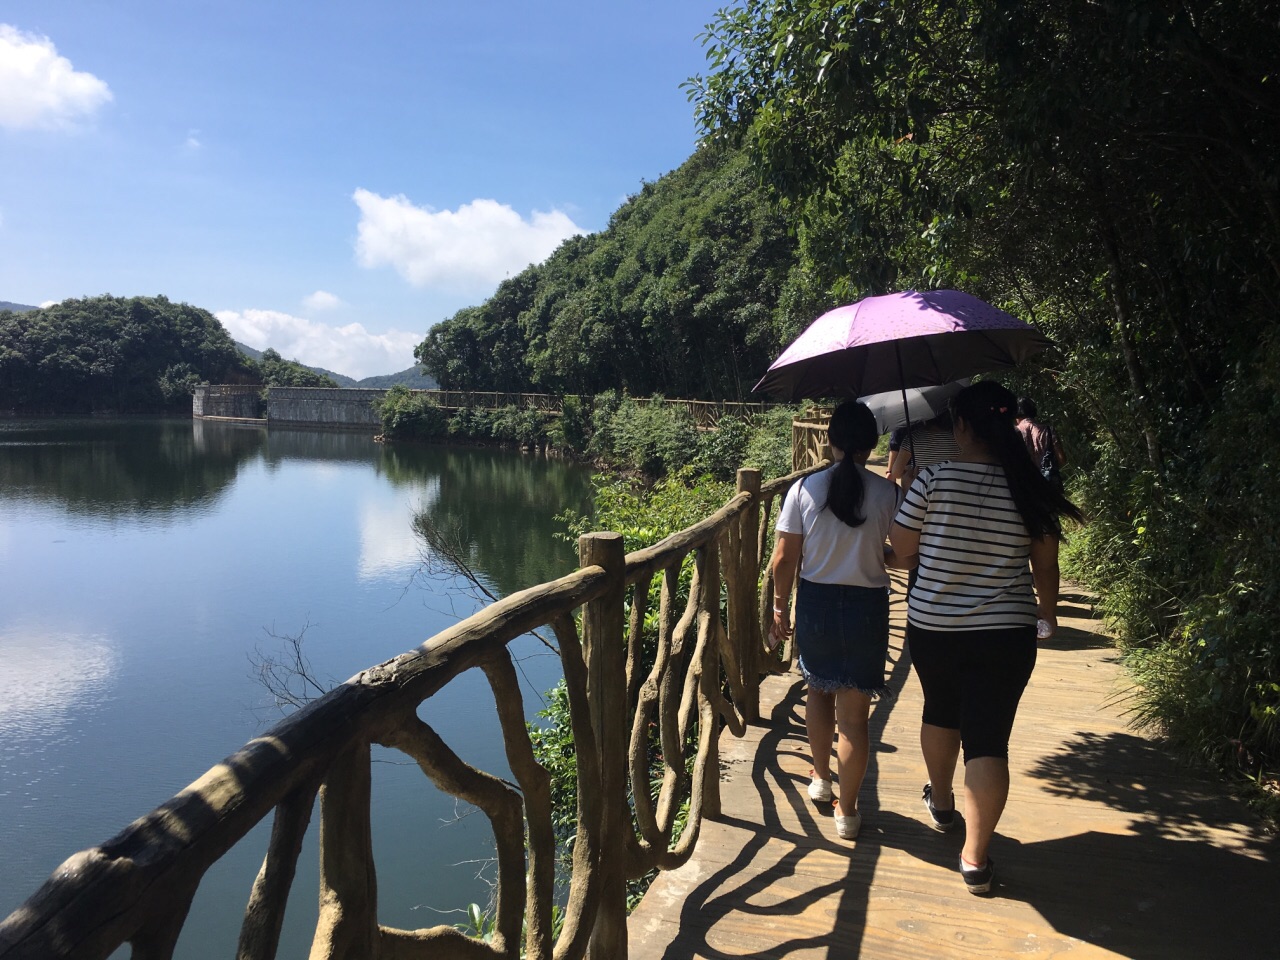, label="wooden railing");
[0,464,825,960]
[420,392,774,430]
[791,416,832,472]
